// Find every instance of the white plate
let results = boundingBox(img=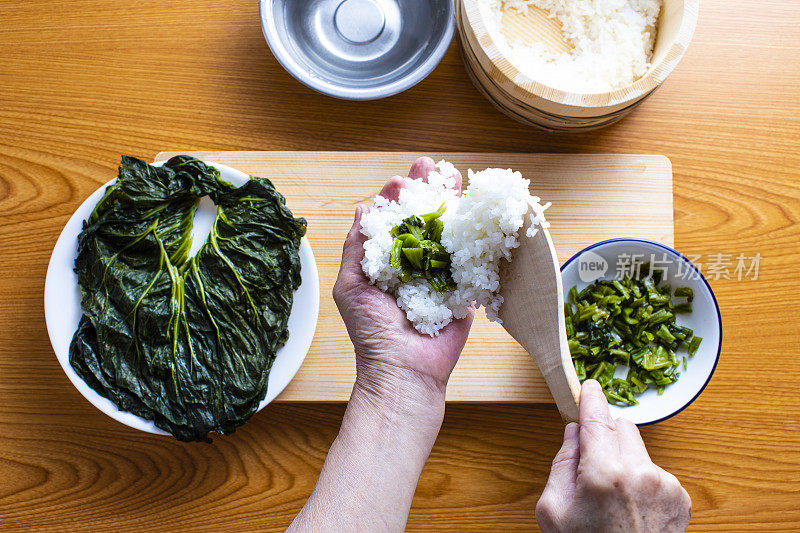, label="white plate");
[44,160,319,436]
[561,238,722,425]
